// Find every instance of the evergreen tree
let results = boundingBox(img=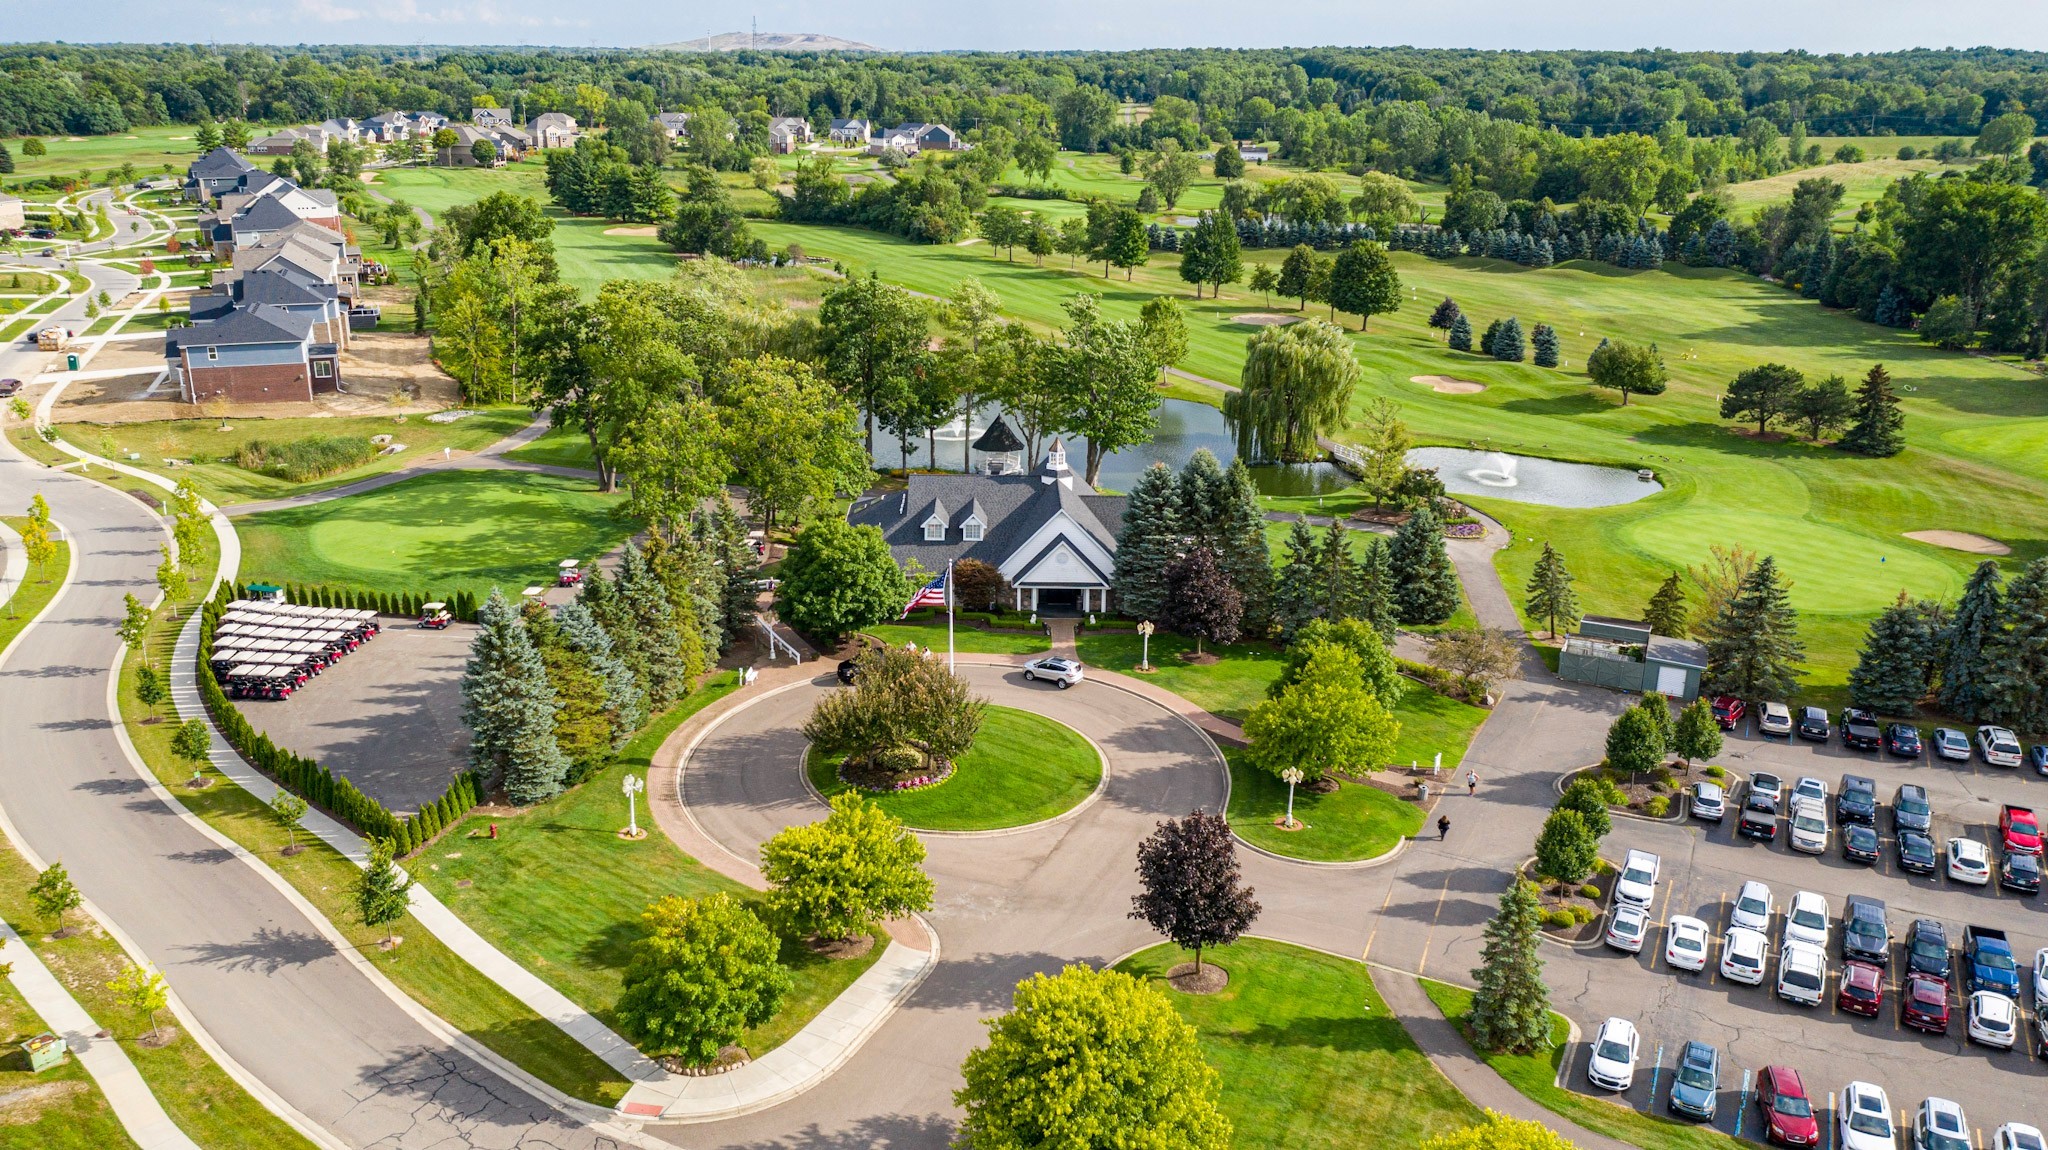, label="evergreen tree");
[1428,297,1461,331]
[698,495,760,646]
[614,543,690,705]
[1479,319,1503,357]
[1447,312,1473,352]
[1215,460,1273,637]
[1388,505,1460,625]
[1701,556,1804,700]
[1270,520,1324,643]
[1983,558,2048,736]
[1801,231,1834,298]
[1937,560,2004,721]
[1492,317,1526,362]
[0,142,11,175]
[1468,880,1551,1054]
[1176,449,1230,546]
[1704,218,1738,266]
[462,589,572,804]
[1356,535,1400,641]
[1523,542,1580,637]
[555,601,647,744]
[1642,572,1690,637]
[1838,363,1906,457]
[1530,323,1560,367]
[1848,593,1939,713]
[1113,463,1182,623]
[1316,522,1360,622]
